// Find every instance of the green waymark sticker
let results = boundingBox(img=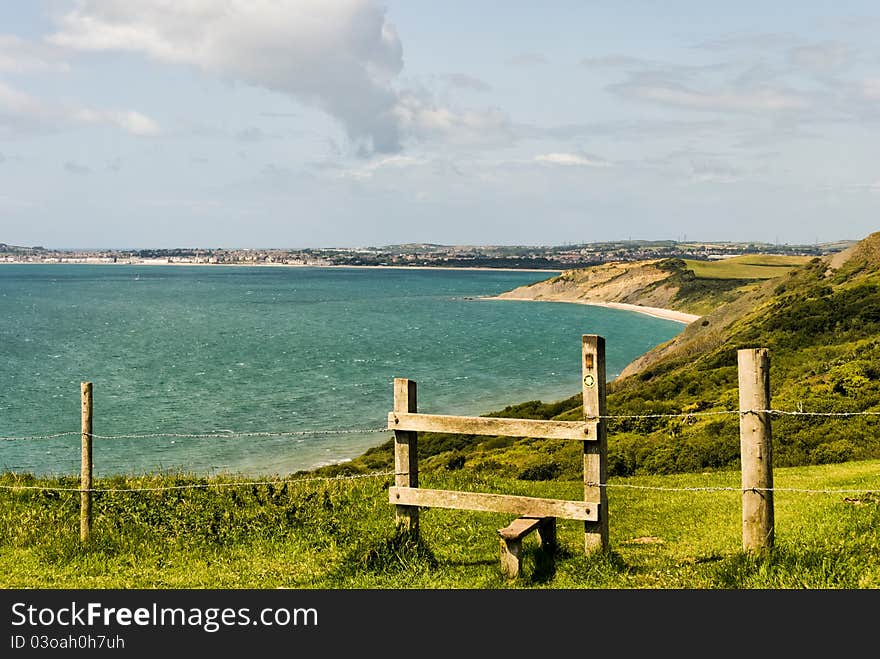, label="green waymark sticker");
[583,374,595,388]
